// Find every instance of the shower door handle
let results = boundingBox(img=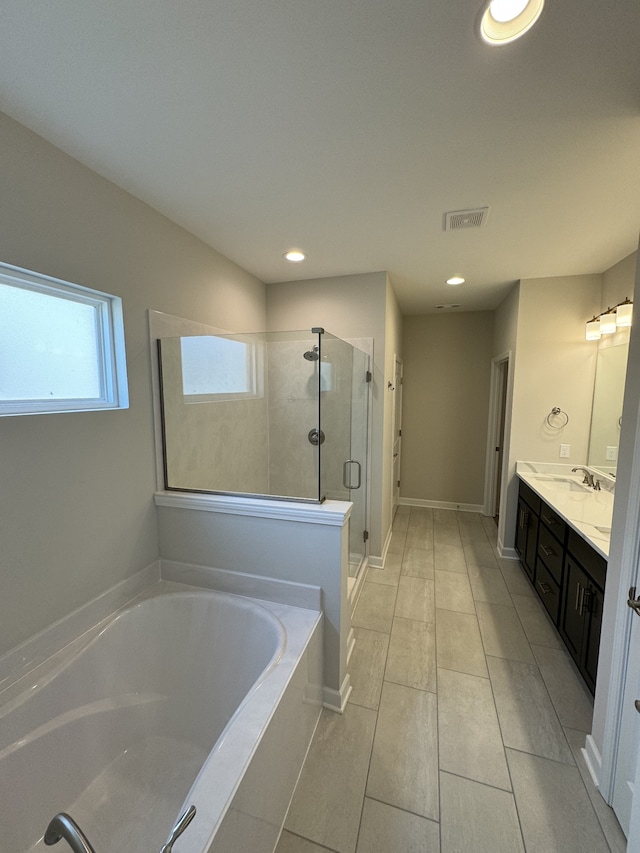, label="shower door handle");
[343,460,362,490]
